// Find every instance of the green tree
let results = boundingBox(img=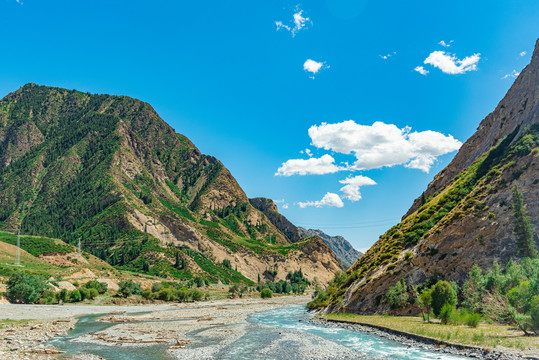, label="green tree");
[385,278,409,309]
[512,185,538,258]
[6,271,48,304]
[69,289,82,302]
[431,280,457,317]
[462,264,485,313]
[260,288,273,298]
[417,288,433,322]
[118,280,142,297]
[58,289,69,303]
